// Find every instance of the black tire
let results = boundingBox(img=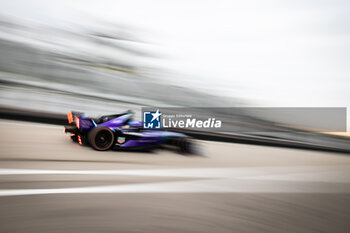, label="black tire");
[88,127,115,151]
